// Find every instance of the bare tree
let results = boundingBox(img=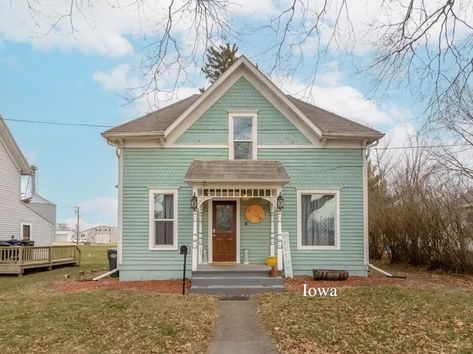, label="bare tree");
[430,85,473,179]
[17,1,473,132]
